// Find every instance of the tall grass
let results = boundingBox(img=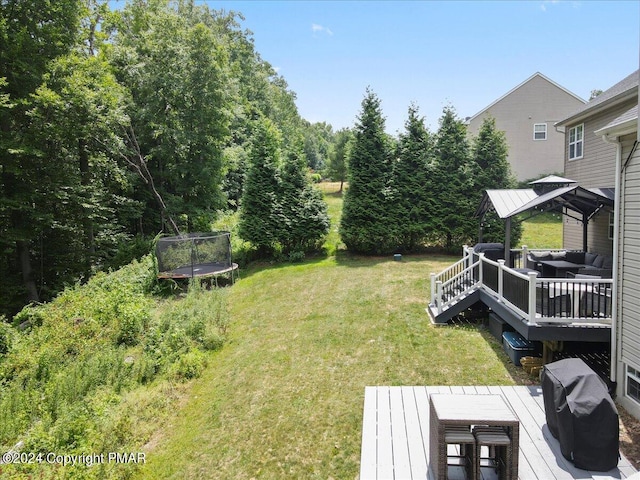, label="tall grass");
[0,260,229,480]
